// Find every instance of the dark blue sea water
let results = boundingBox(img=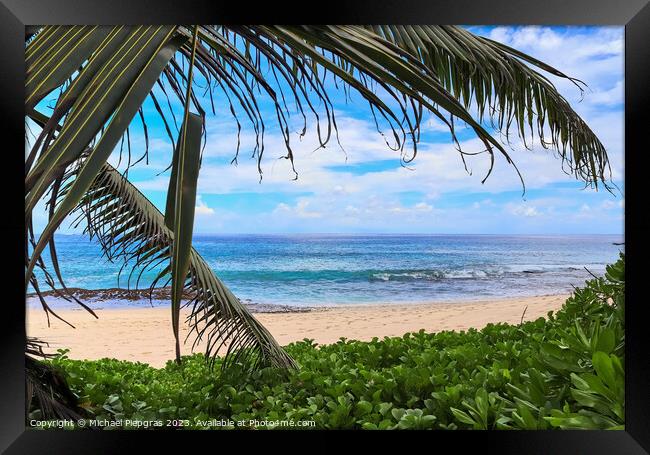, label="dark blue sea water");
[29,234,624,308]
